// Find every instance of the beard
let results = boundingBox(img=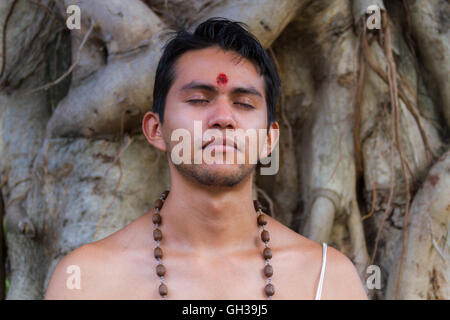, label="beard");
[164,133,257,187]
[173,161,256,187]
